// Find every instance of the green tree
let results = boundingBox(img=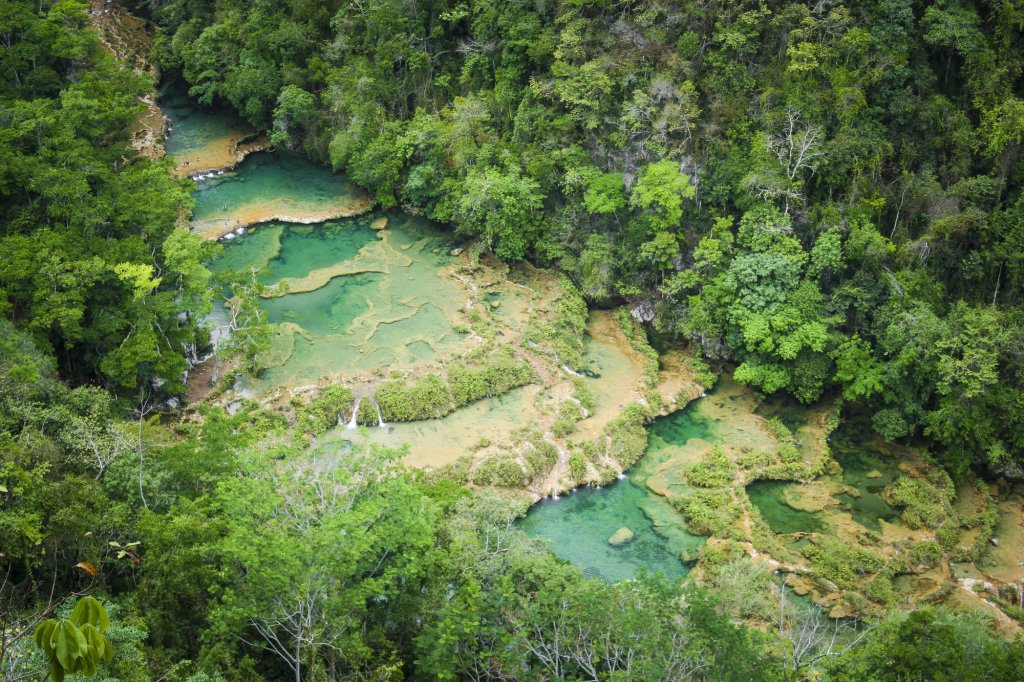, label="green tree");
[34,597,113,681]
